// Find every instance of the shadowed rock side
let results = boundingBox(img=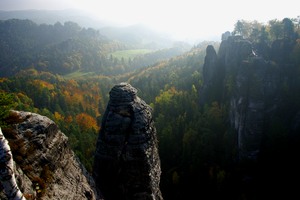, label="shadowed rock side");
[93,82,163,200]
[0,128,26,200]
[0,111,102,200]
[202,44,218,86]
[201,36,276,160]
[202,35,300,161]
